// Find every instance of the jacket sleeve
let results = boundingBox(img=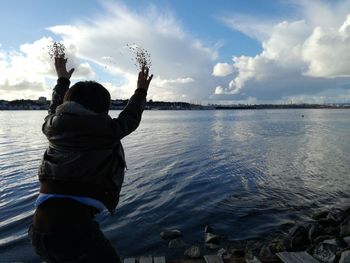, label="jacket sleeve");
[112,89,147,140]
[48,77,71,115]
